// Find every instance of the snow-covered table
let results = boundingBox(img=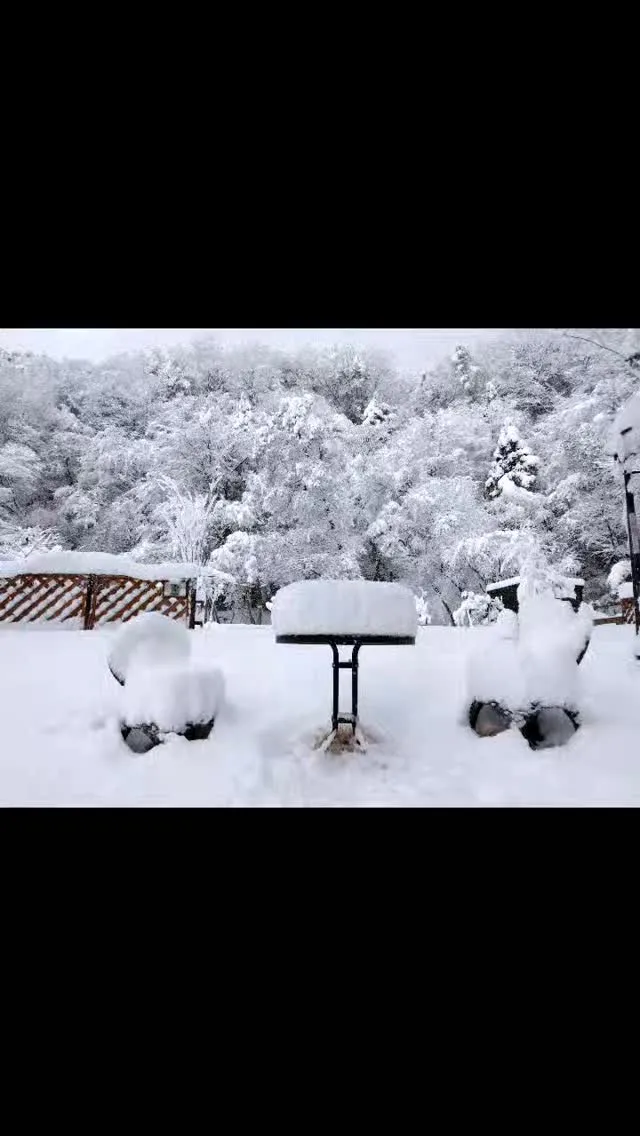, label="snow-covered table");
[272,581,417,737]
